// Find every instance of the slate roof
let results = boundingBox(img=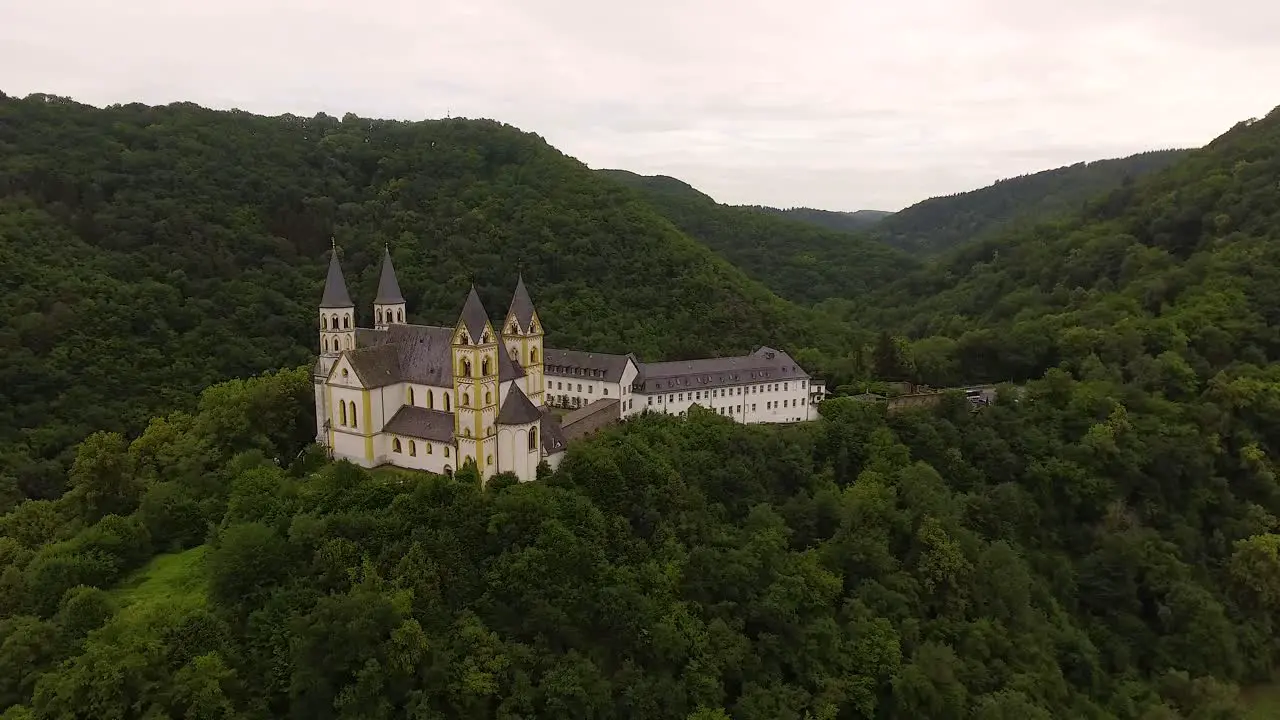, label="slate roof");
[458,286,491,342]
[498,342,525,381]
[539,408,568,455]
[636,346,810,393]
[374,247,405,304]
[543,348,634,383]
[343,324,455,388]
[506,275,536,330]
[383,406,455,442]
[320,250,353,308]
[497,384,542,425]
